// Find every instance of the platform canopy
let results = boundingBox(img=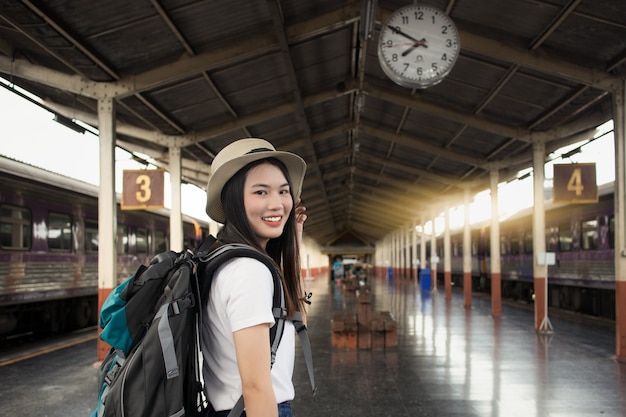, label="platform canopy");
[0,0,624,247]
